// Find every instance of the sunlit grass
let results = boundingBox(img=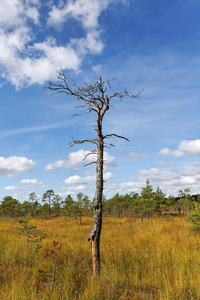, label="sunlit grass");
[0,216,200,299]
